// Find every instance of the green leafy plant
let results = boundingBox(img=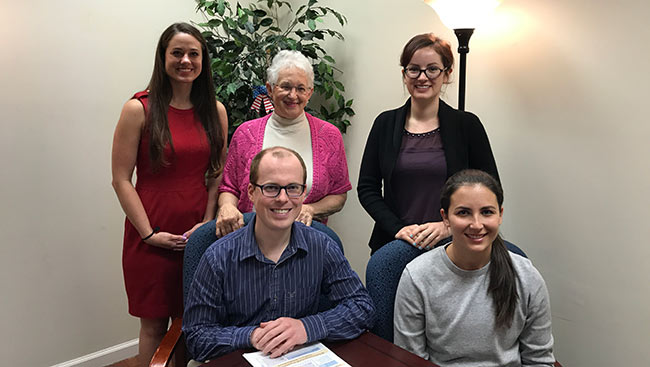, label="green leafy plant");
[195,0,354,134]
